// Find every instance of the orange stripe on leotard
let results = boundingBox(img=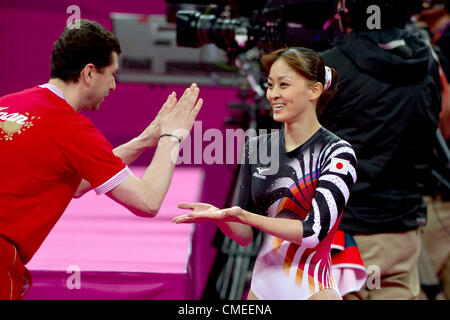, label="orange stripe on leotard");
[272,237,283,251]
[282,243,299,275]
[294,267,316,293]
